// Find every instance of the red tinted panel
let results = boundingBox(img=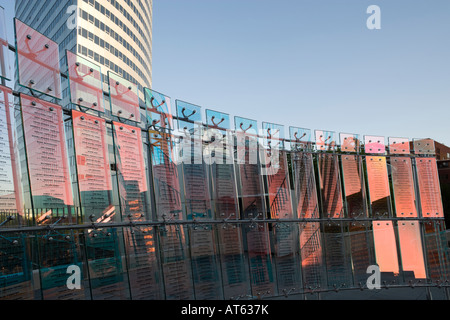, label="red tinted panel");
[15,19,61,99]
